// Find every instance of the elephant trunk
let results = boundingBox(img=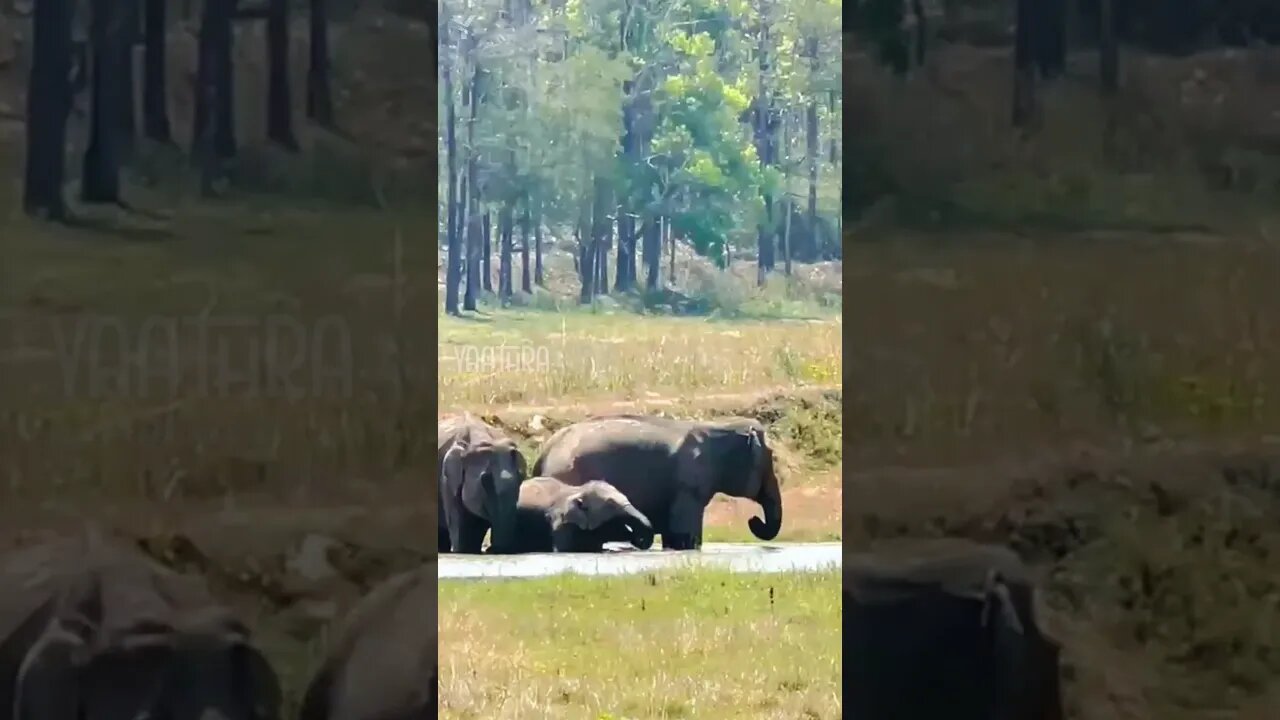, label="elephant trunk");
[623,505,654,550]
[748,466,782,541]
